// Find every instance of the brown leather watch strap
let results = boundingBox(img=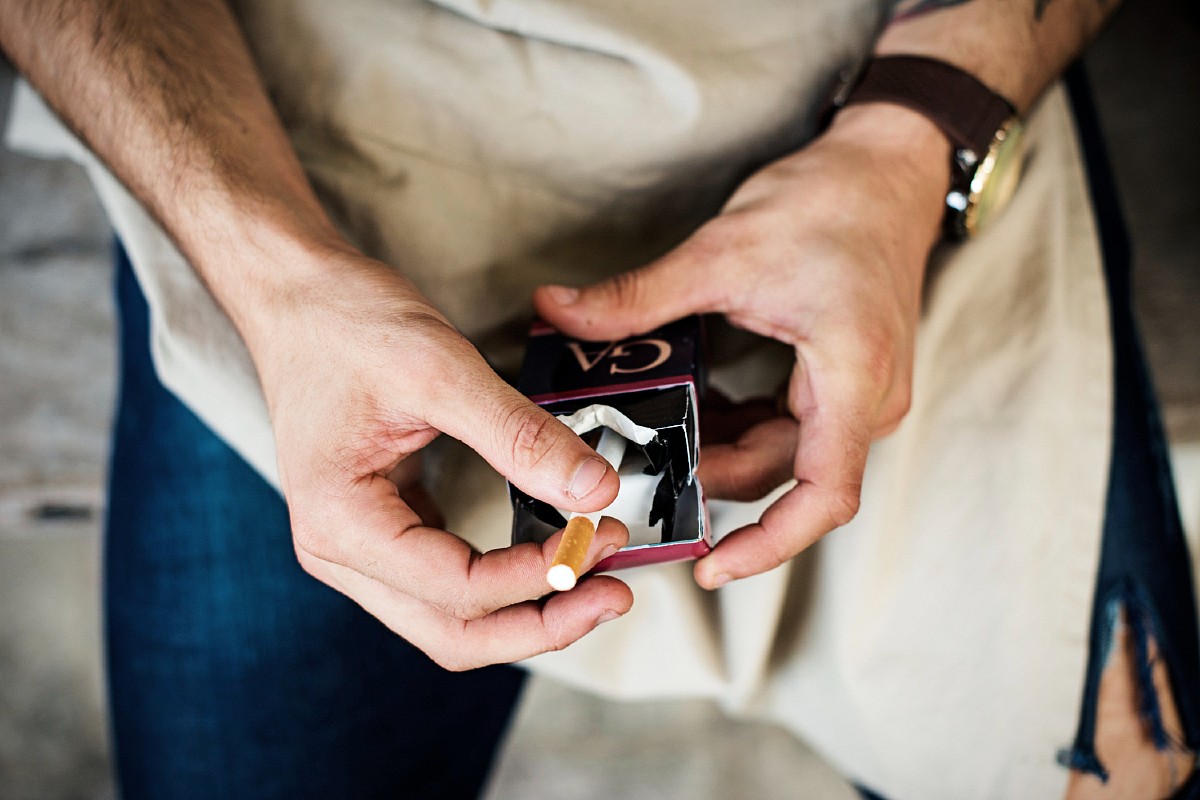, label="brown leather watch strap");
[840,55,1015,159]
